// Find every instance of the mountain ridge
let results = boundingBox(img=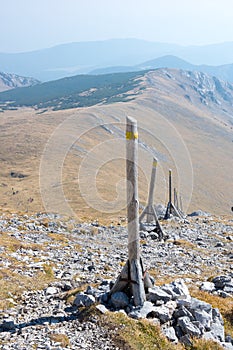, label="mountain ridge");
[0,71,40,92]
[90,55,233,84]
[1,68,233,114]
